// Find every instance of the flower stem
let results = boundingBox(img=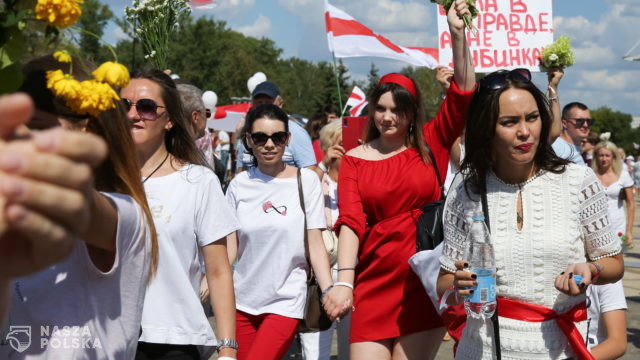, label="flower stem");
[71,26,119,62]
